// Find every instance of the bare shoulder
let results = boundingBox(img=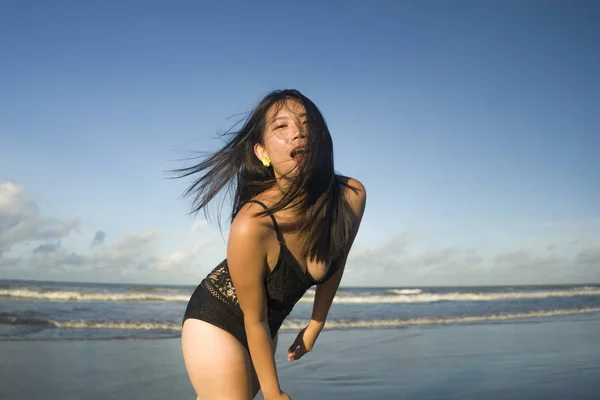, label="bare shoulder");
[338,175,367,215]
[229,201,273,246]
